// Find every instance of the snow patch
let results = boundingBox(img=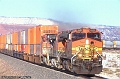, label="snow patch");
[97,51,120,79]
